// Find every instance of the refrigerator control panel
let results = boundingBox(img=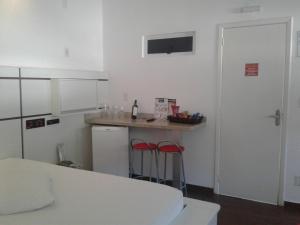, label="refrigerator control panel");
[47,118,60,125]
[26,118,45,129]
